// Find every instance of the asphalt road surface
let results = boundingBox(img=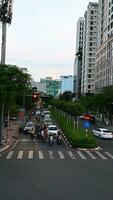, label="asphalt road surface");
[0,132,113,200]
